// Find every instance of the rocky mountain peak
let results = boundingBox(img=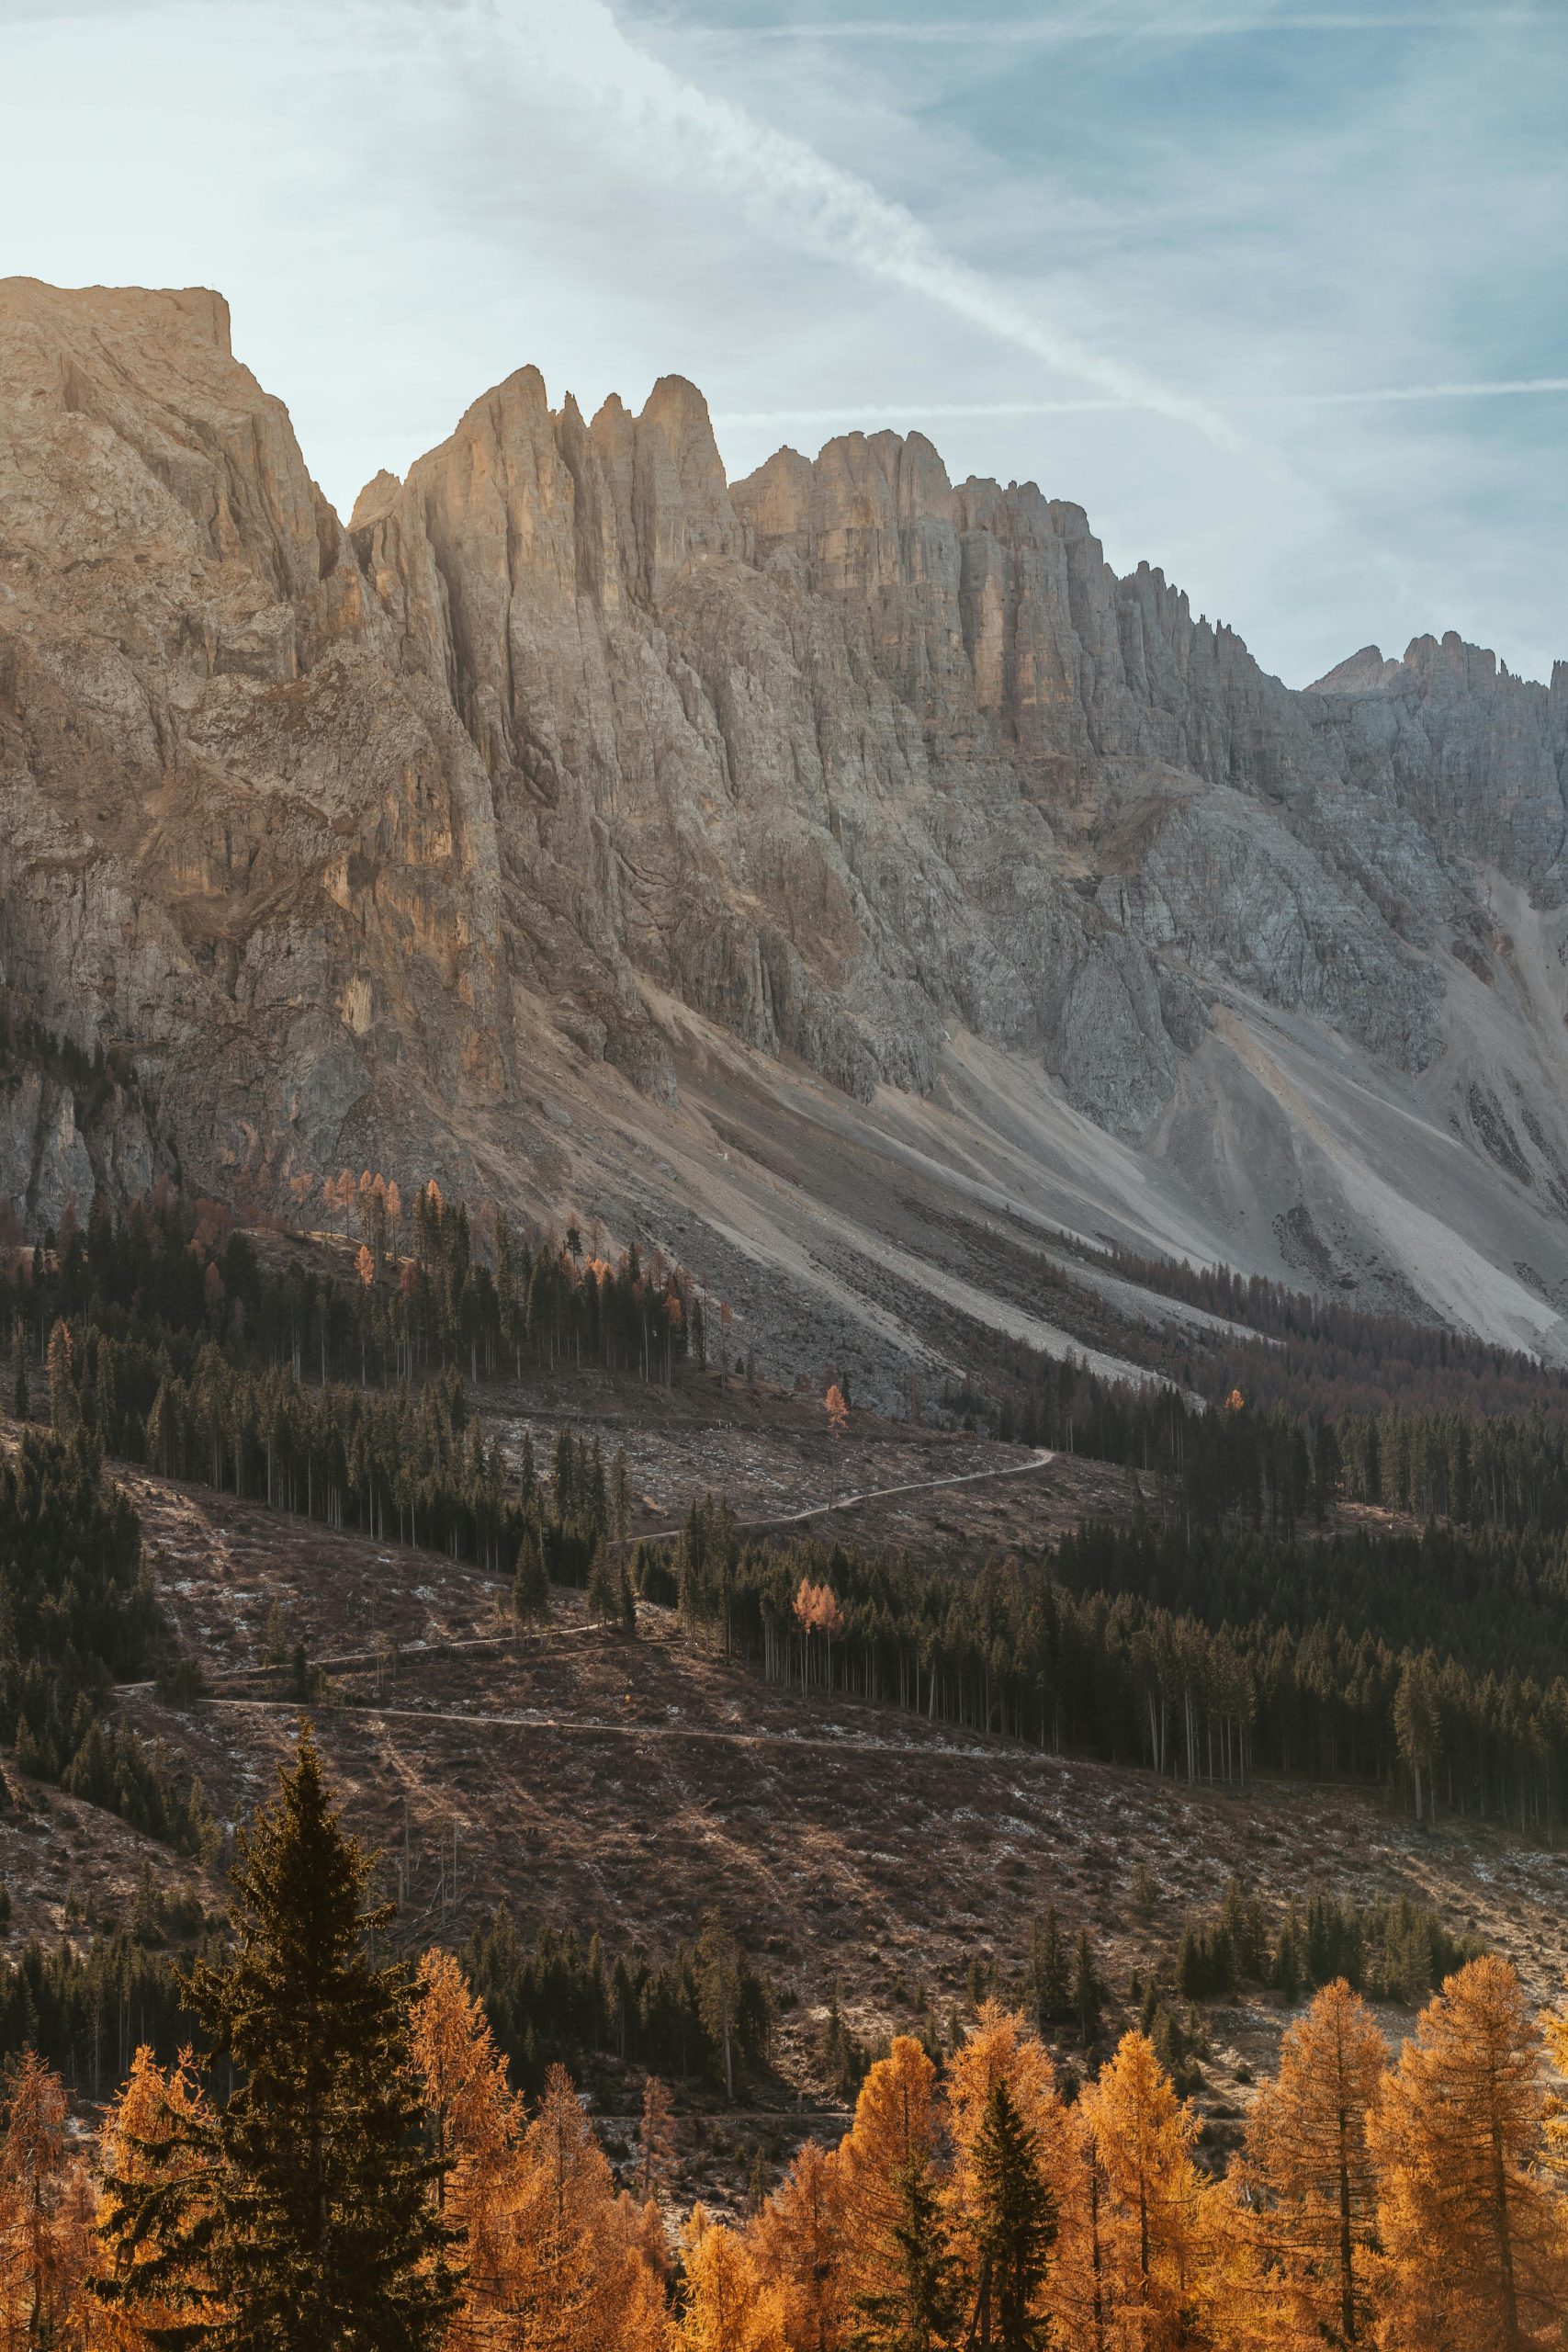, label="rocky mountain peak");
[4,278,1568,1363]
[1308,644,1400,695]
[348,469,402,531]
